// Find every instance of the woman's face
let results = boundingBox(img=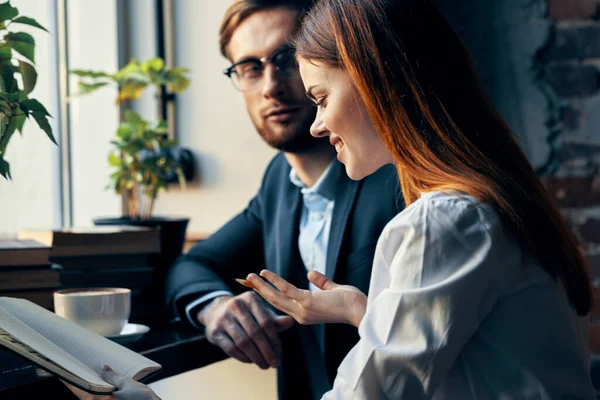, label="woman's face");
[299,59,393,180]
